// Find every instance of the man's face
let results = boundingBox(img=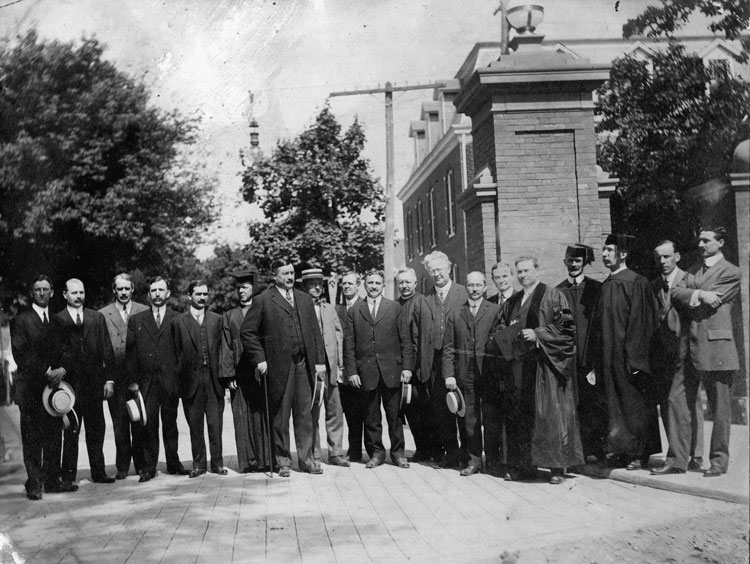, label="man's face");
[304,279,324,300]
[563,256,585,278]
[492,266,513,293]
[426,259,450,288]
[113,278,133,305]
[341,274,359,300]
[189,285,209,310]
[655,244,680,276]
[237,282,253,304]
[31,280,53,308]
[148,280,171,307]
[602,244,625,271]
[516,260,539,289]
[273,264,295,290]
[466,273,486,301]
[396,272,417,299]
[63,280,85,308]
[698,231,723,258]
[365,274,384,299]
